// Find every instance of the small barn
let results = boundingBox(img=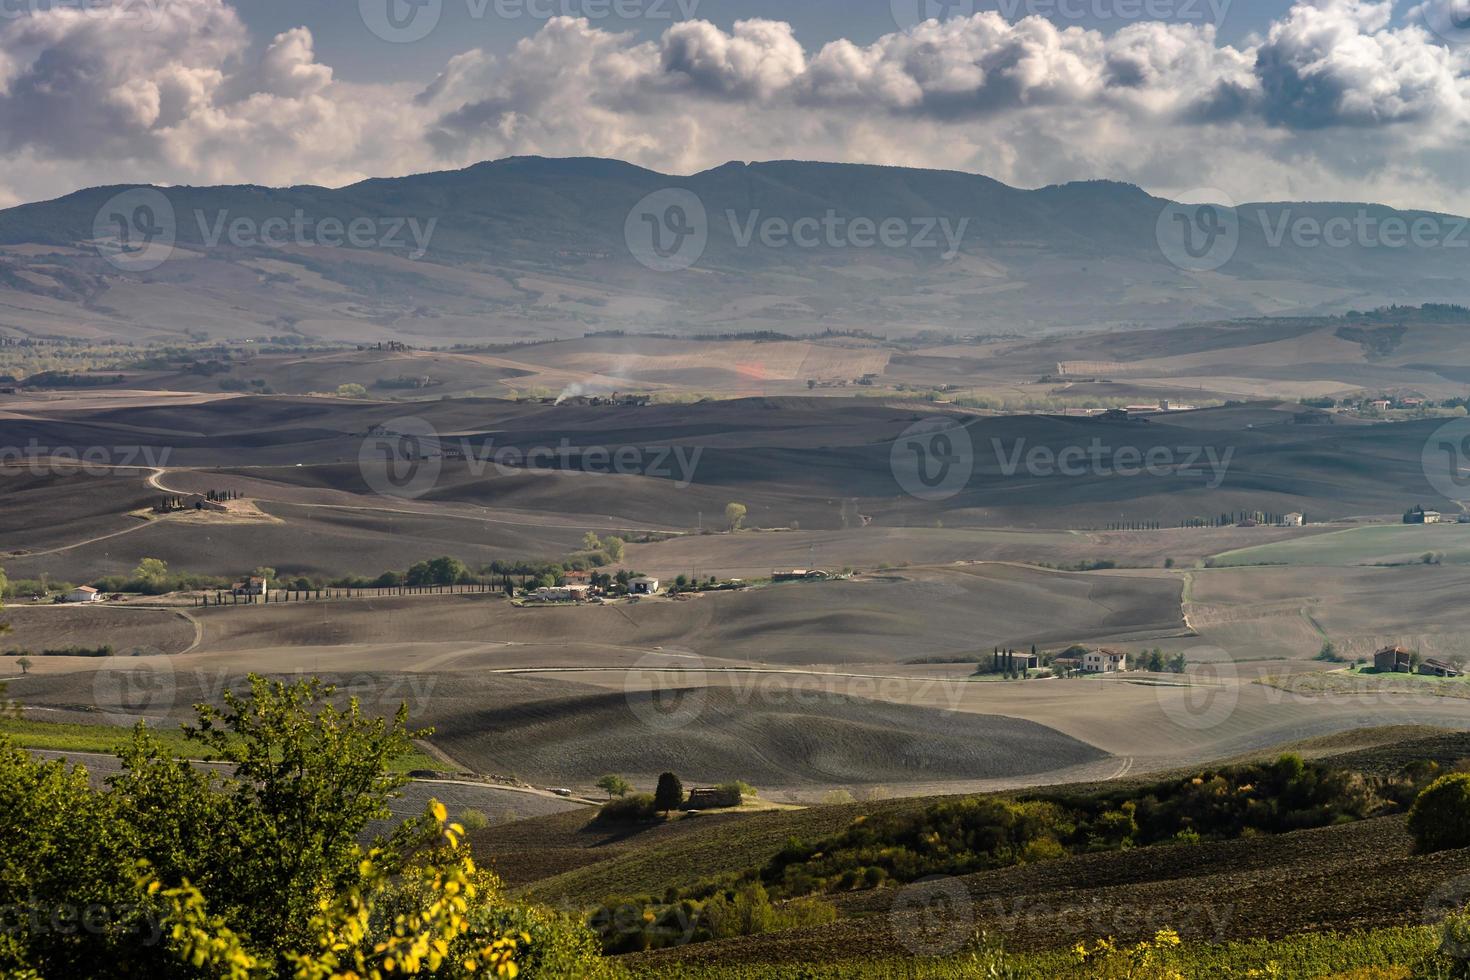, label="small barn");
[1374,646,1414,673]
[62,586,103,603]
